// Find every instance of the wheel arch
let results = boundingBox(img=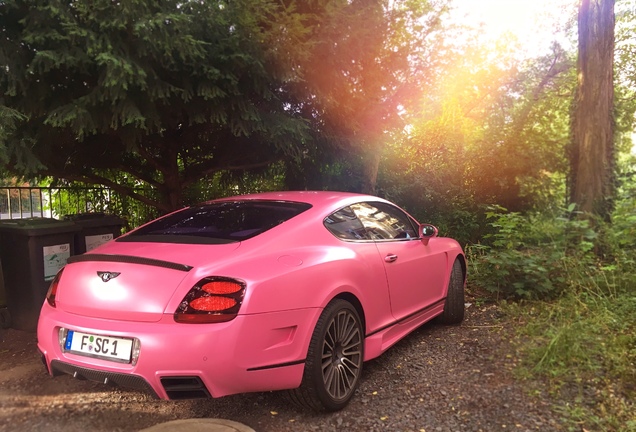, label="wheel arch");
[332,291,366,335]
[454,252,467,283]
